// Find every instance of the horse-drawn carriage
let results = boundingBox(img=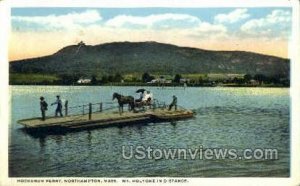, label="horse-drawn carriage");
[112,89,165,113]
